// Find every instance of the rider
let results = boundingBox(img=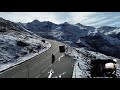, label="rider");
[52,54,55,64]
